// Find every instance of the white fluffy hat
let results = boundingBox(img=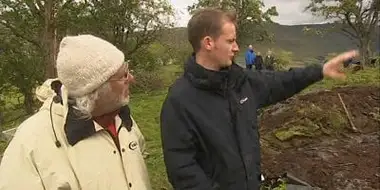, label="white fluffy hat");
[56,34,124,97]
